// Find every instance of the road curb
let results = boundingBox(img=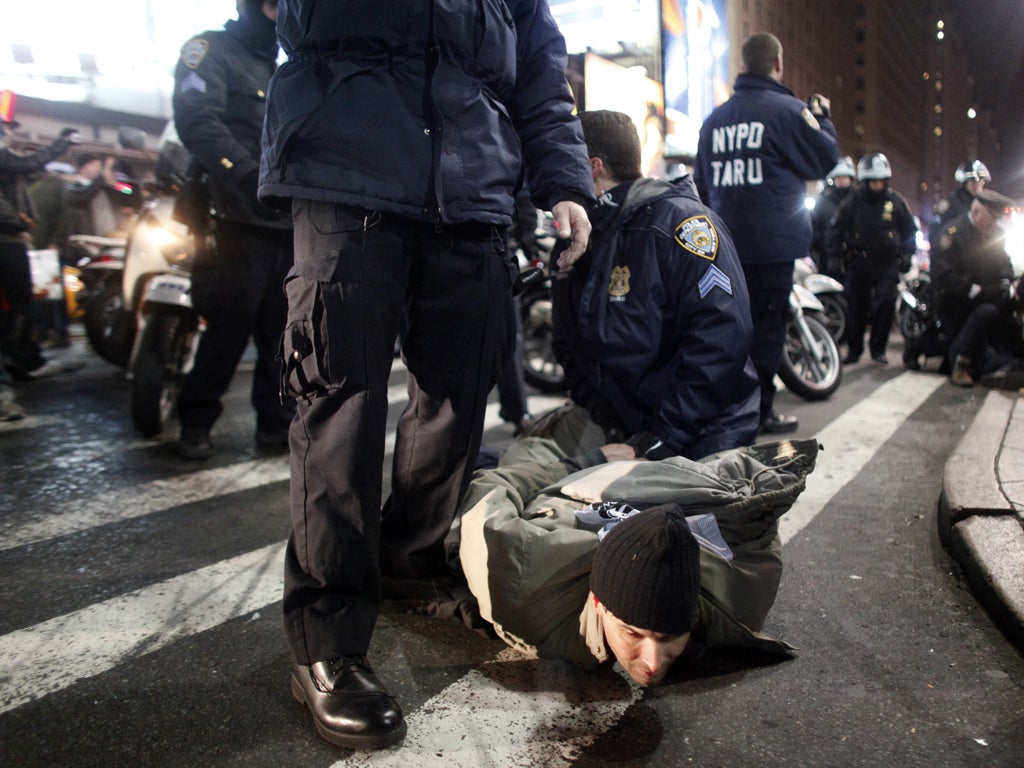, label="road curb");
[939,388,1024,652]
